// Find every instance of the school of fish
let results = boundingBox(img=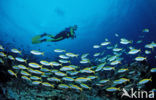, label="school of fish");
[0,29,155,92]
